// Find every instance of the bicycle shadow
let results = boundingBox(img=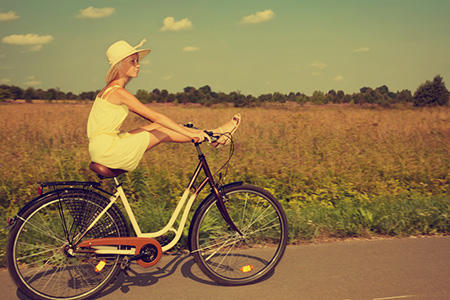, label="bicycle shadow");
[15,252,274,299]
[95,252,221,299]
